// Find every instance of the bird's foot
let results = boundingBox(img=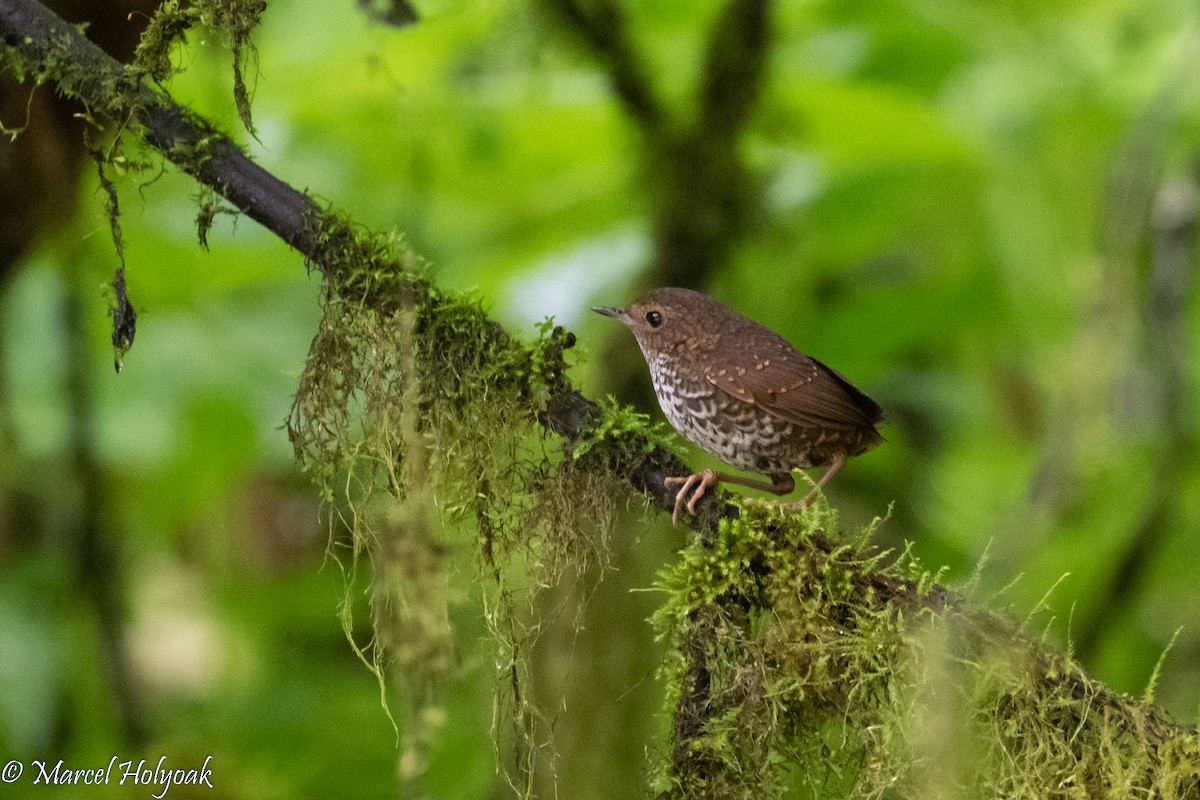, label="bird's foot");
[663,469,719,526]
[775,456,846,512]
[774,483,822,511]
